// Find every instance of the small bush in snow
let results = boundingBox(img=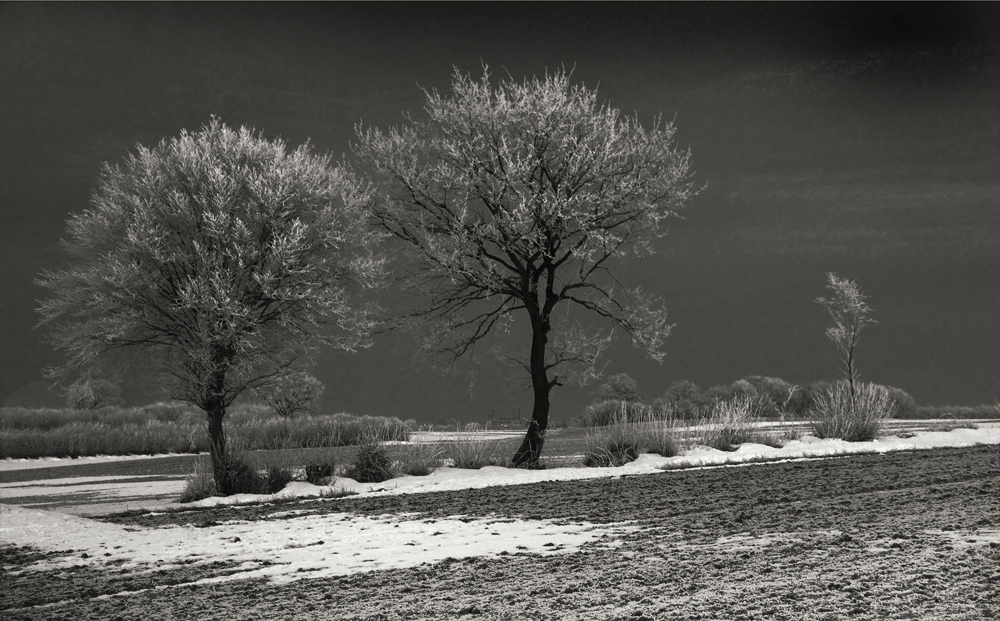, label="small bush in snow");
[810,380,896,441]
[639,414,683,458]
[345,437,394,483]
[261,466,295,494]
[305,460,336,485]
[179,459,218,503]
[583,412,642,467]
[396,441,445,476]
[181,440,297,499]
[213,450,258,496]
[699,395,759,452]
[448,437,505,469]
